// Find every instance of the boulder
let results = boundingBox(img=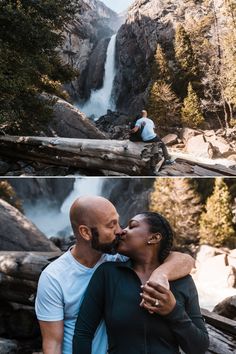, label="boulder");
[205,135,233,157]
[179,128,201,143]
[185,134,214,158]
[49,98,107,139]
[213,296,236,320]
[228,249,236,269]
[0,199,59,252]
[196,254,235,288]
[162,134,178,146]
[196,245,226,264]
[0,161,9,175]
